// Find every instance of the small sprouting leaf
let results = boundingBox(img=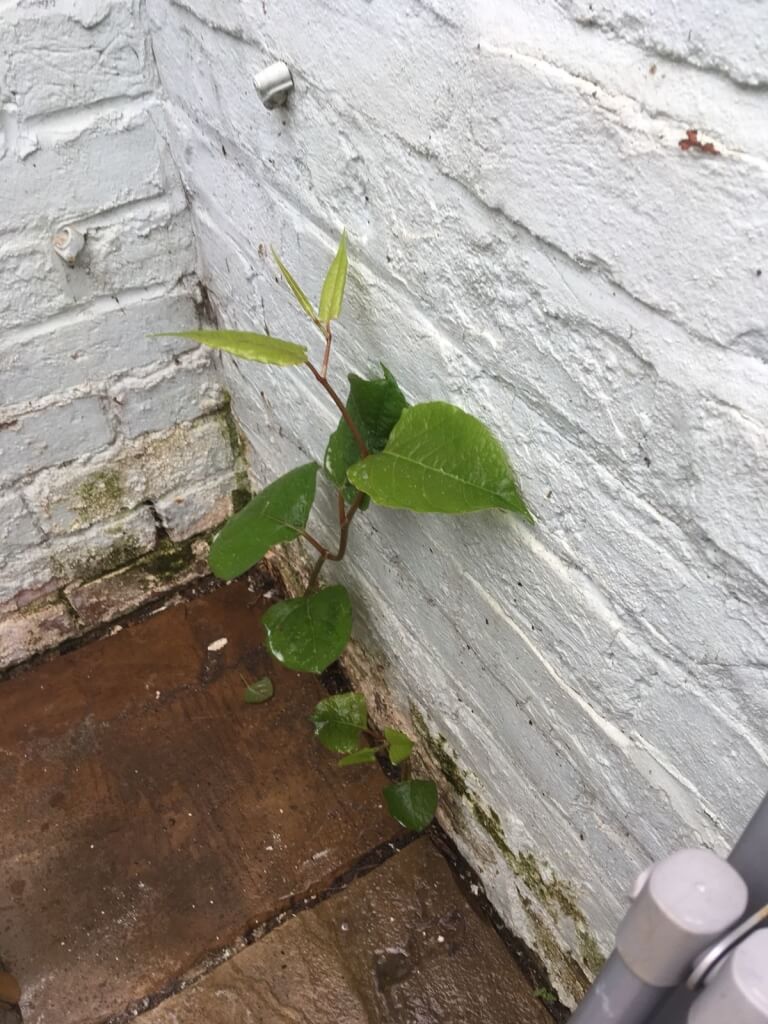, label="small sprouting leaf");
[383,779,438,831]
[209,463,318,581]
[154,330,307,365]
[271,248,317,322]
[325,365,408,503]
[263,585,353,674]
[384,727,413,765]
[338,746,378,766]
[348,402,532,520]
[244,677,274,704]
[318,230,348,321]
[311,692,368,753]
